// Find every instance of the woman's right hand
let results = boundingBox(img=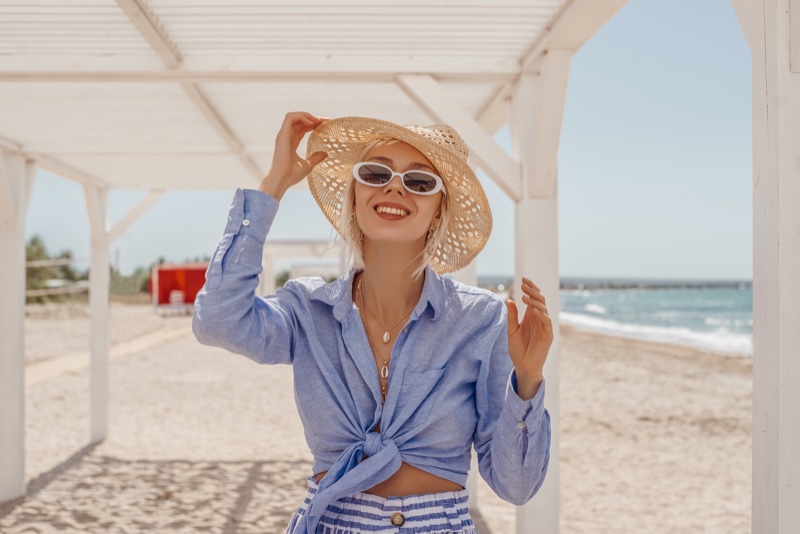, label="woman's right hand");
[259,111,329,200]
